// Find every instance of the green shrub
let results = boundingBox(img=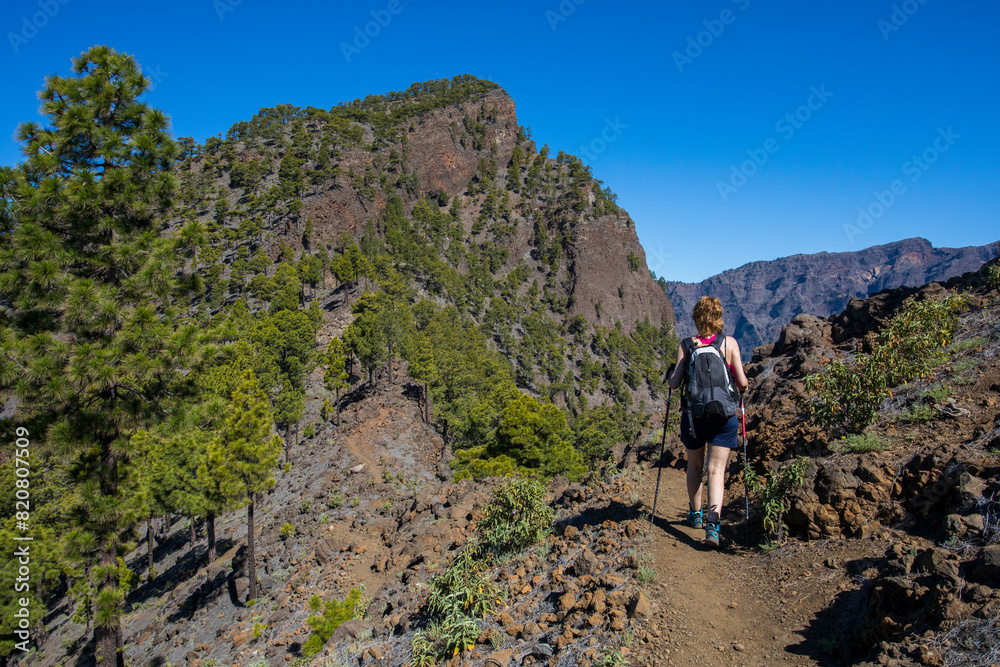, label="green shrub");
[300,498,312,514]
[949,337,987,354]
[923,385,951,404]
[301,589,361,658]
[327,490,344,509]
[412,613,481,665]
[477,477,553,554]
[952,358,978,374]
[745,457,809,544]
[280,522,294,539]
[988,262,1000,291]
[427,543,502,620]
[804,357,889,435]
[805,294,969,434]
[412,541,501,665]
[252,622,268,639]
[303,422,316,439]
[831,433,889,453]
[894,404,936,424]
